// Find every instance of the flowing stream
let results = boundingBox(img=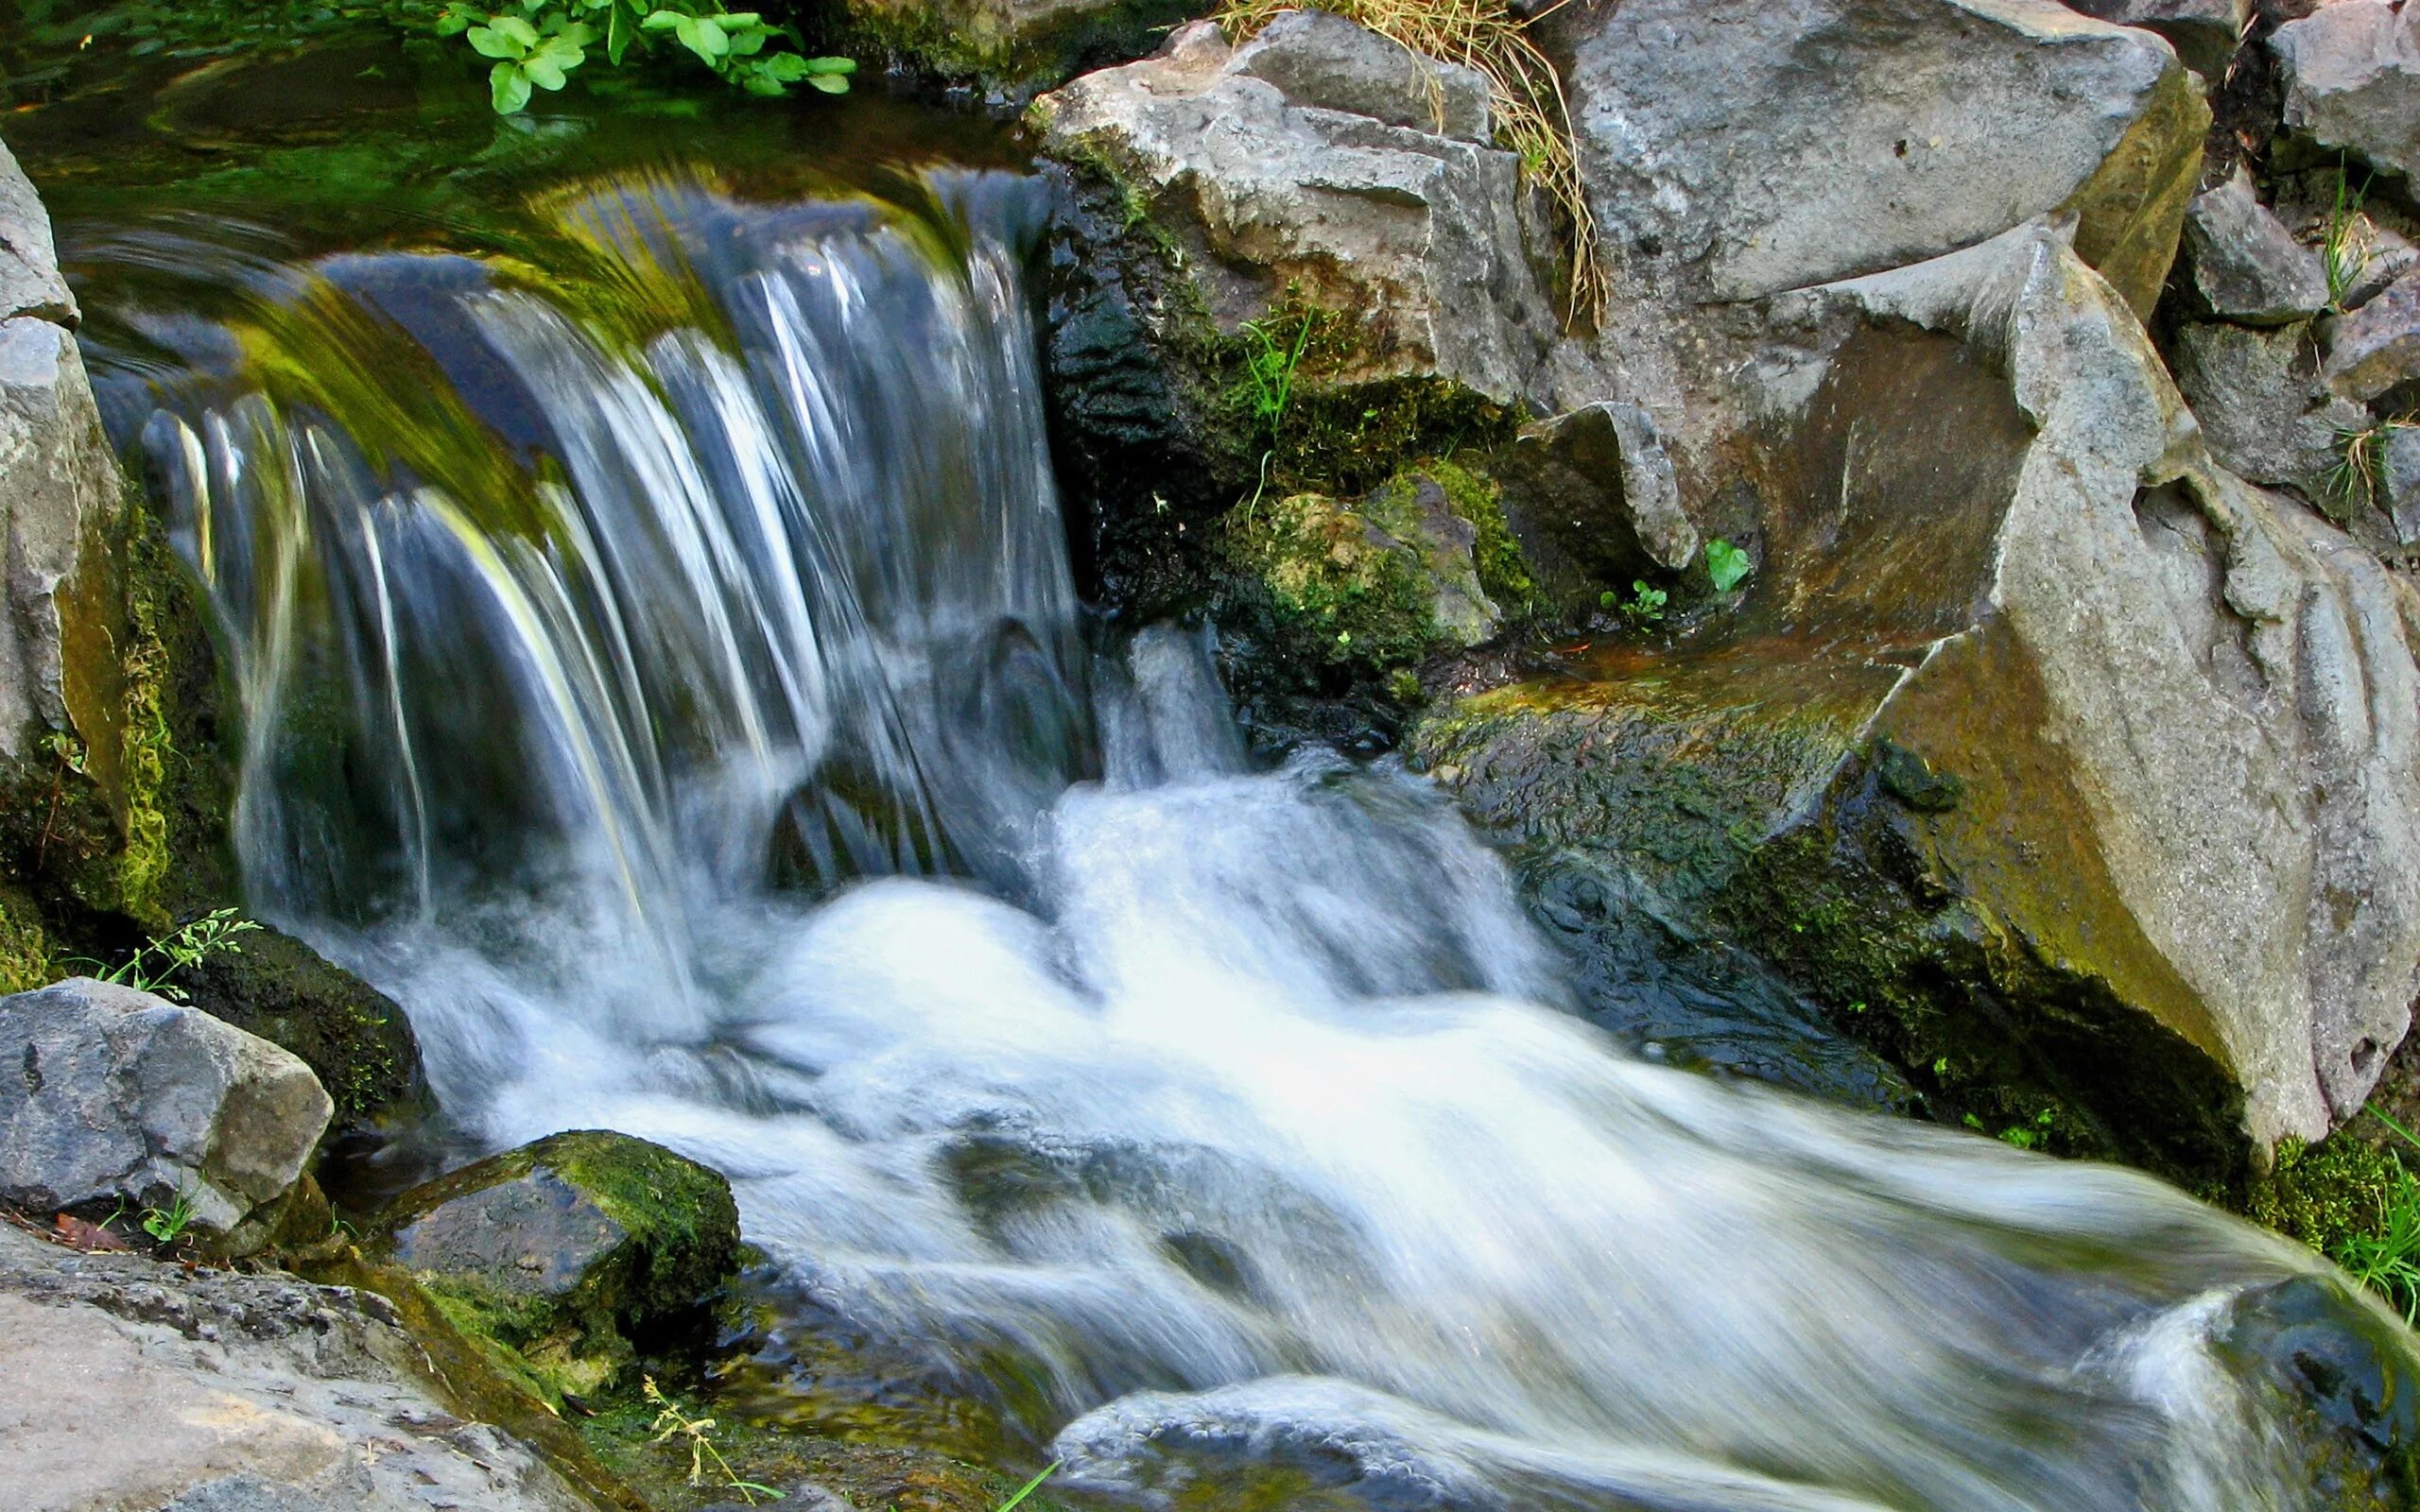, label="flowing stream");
[73,161,2420,1512]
